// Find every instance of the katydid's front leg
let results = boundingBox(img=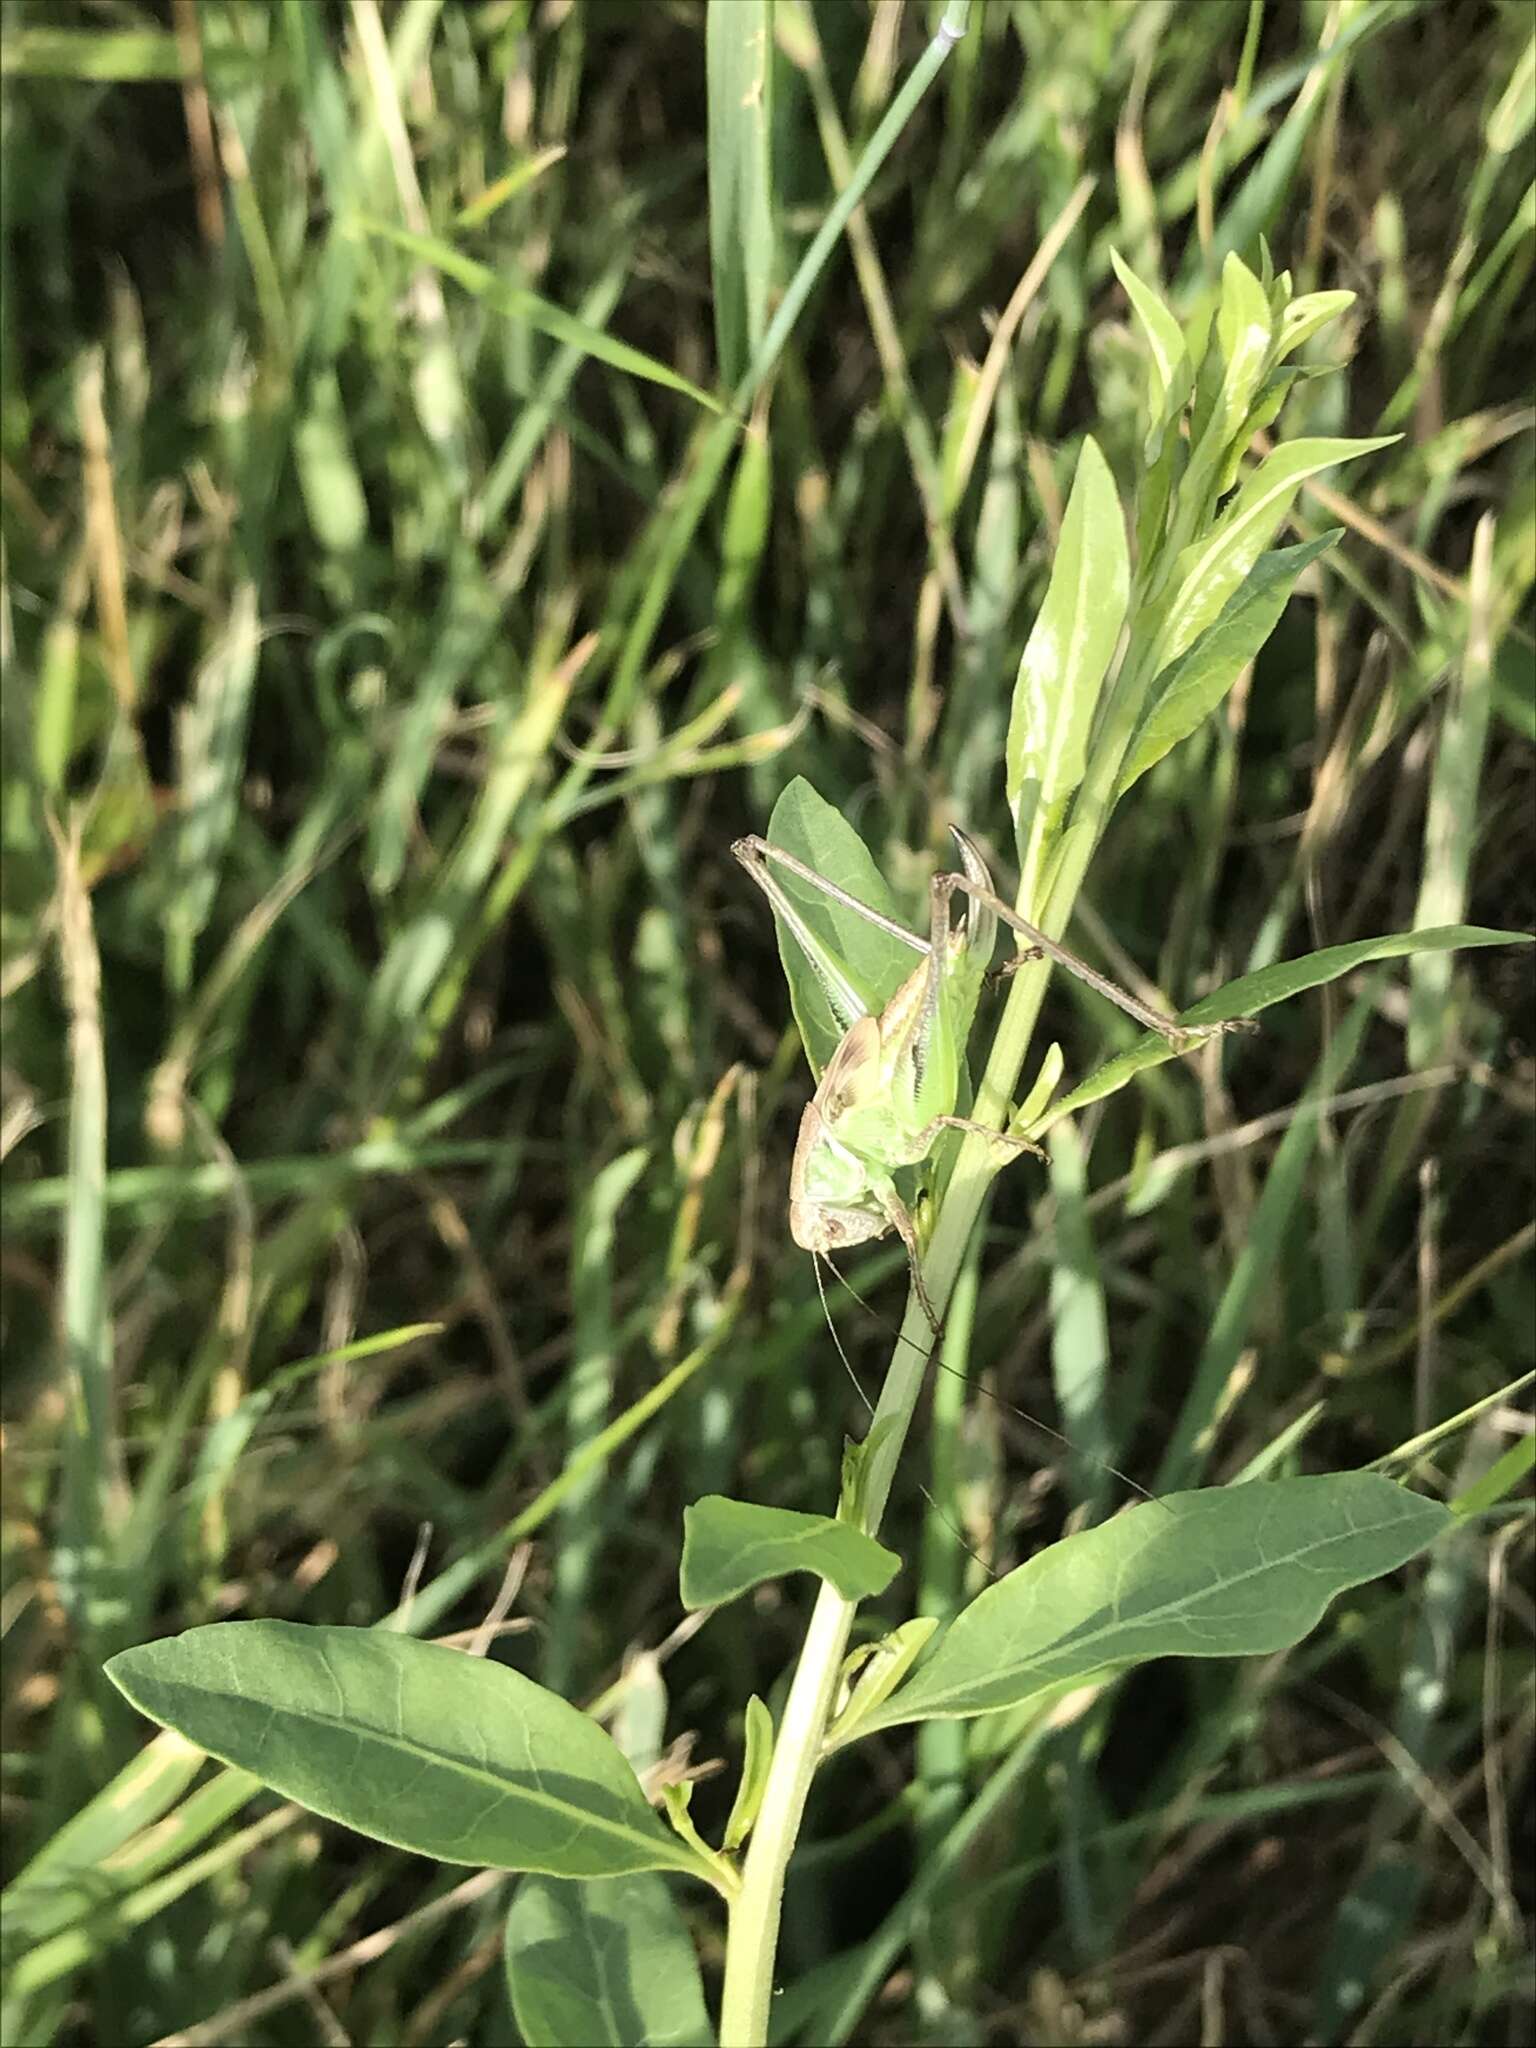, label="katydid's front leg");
[872,1178,943,1336]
